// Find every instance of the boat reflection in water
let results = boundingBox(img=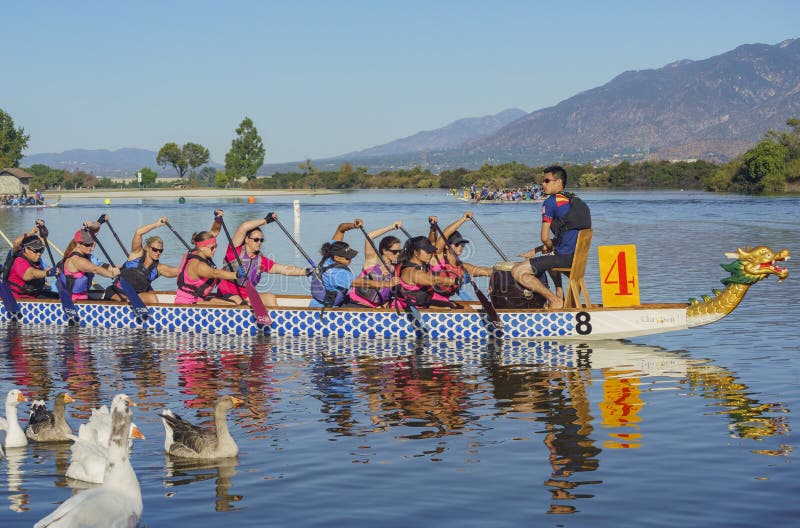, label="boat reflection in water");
[0,326,792,520]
